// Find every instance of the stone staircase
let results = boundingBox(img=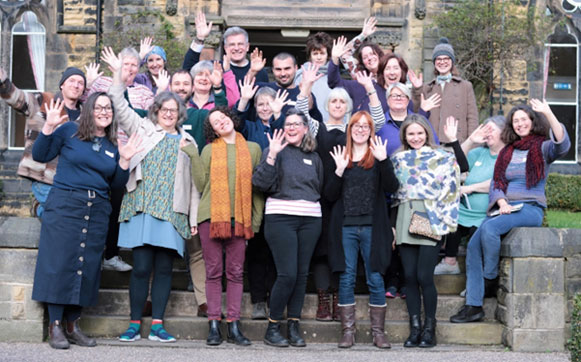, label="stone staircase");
[81,251,503,345]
